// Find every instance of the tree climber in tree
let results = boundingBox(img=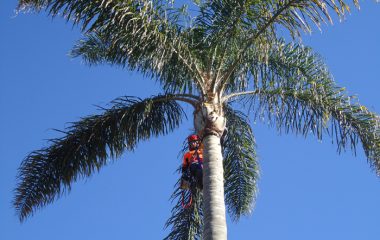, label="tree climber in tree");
[181,134,203,190]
